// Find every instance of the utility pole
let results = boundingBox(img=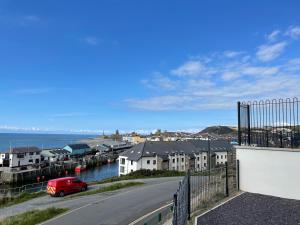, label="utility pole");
[208,138,211,182]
